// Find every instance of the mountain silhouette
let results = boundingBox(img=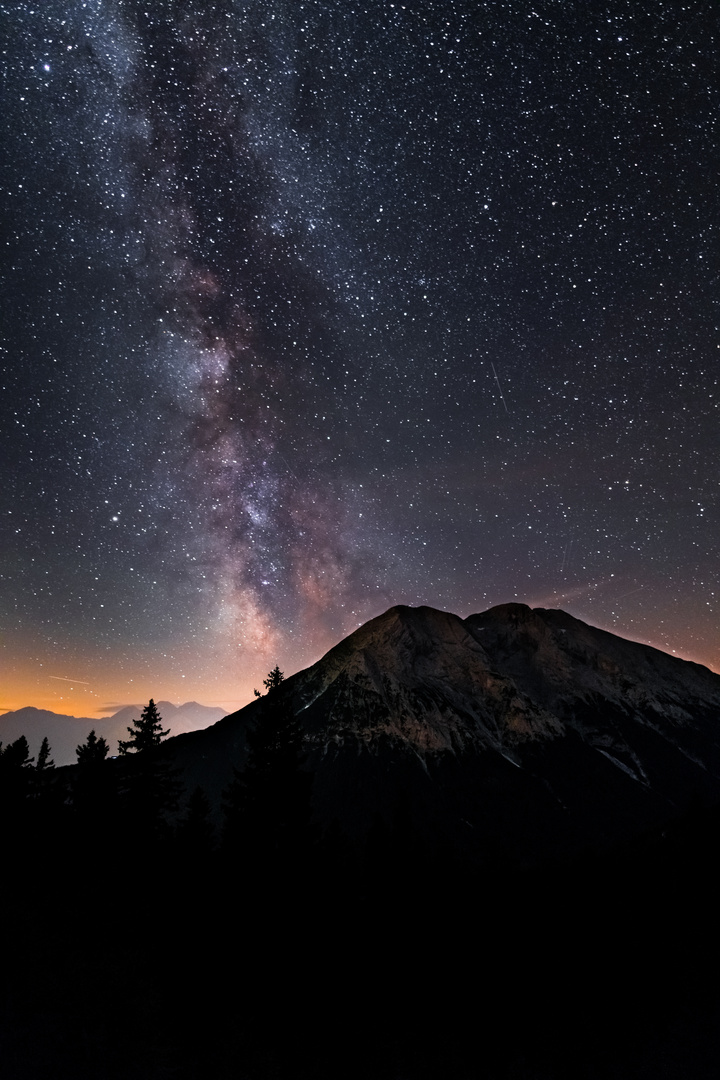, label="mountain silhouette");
[168,602,720,864]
